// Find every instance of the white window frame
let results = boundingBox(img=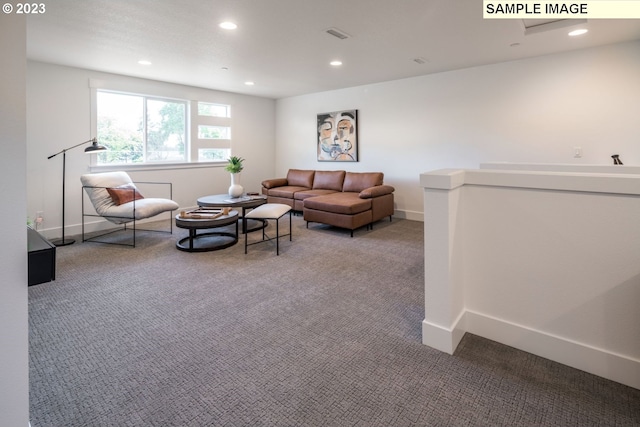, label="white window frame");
[89,79,233,171]
[190,100,232,163]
